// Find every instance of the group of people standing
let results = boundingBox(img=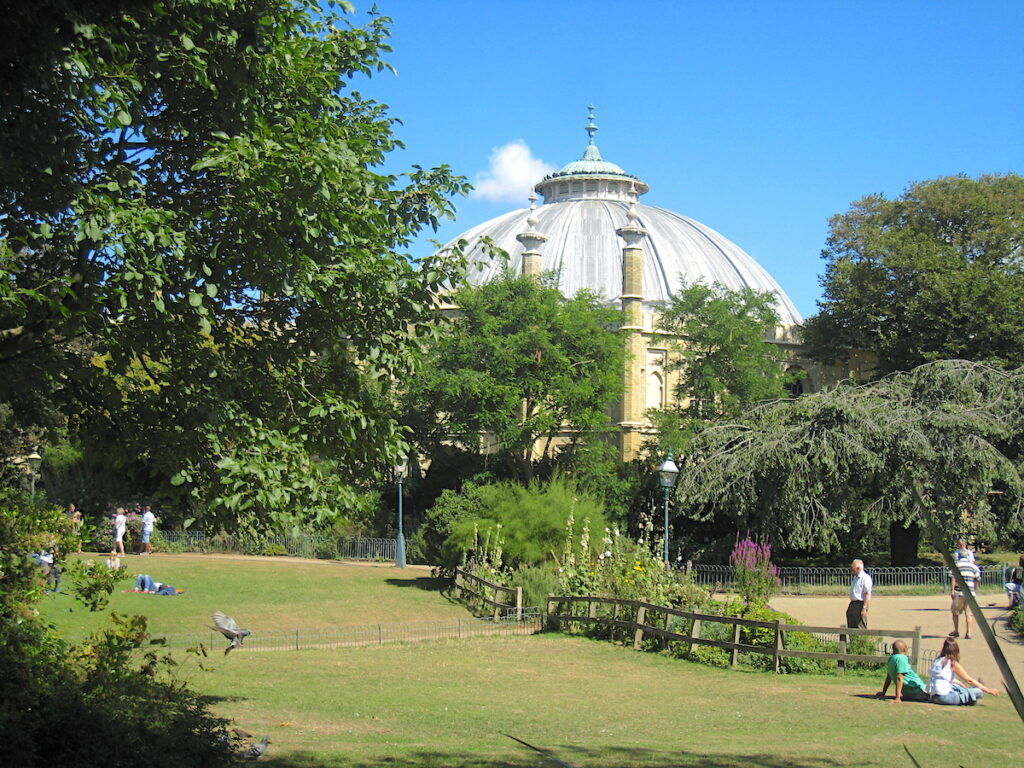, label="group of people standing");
[110,504,158,556]
[847,548,1006,708]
